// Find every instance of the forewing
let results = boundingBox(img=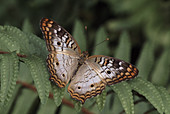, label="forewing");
[47,53,78,87]
[40,18,81,54]
[40,18,81,87]
[68,63,106,104]
[87,55,139,85]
